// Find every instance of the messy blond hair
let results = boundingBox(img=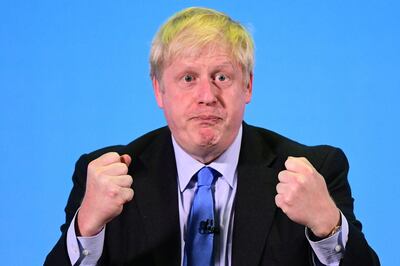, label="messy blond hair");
[150,7,254,83]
